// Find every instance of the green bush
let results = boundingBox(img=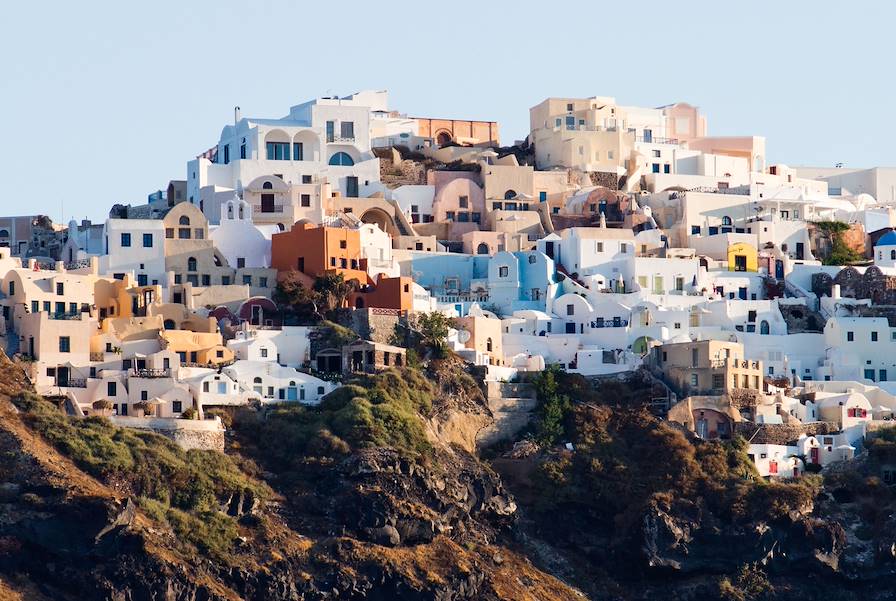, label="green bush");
[14,392,267,559]
[240,367,435,470]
